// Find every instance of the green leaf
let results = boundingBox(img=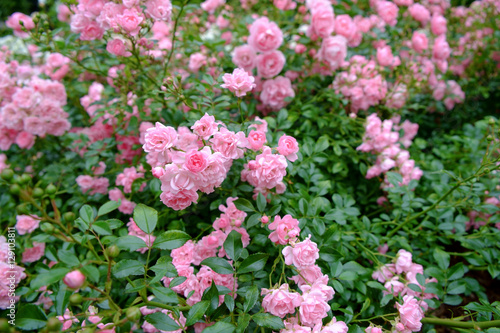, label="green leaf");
[234,198,255,212]
[31,267,70,289]
[202,282,220,314]
[153,230,190,250]
[80,265,100,283]
[252,313,285,330]
[339,271,357,281]
[151,286,178,304]
[97,201,120,216]
[236,313,251,333]
[133,204,158,234]
[57,249,79,266]
[112,259,144,278]
[80,204,94,224]
[16,304,47,330]
[243,285,259,313]
[223,230,243,261]
[169,276,187,289]
[200,257,234,275]
[55,286,71,316]
[75,217,89,232]
[186,300,210,326]
[256,193,267,212]
[434,248,450,270]
[444,295,462,306]
[202,322,235,333]
[330,261,343,278]
[116,235,147,251]
[238,254,269,274]
[92,221,112,236]
[245,213,261,229]
[145,312,181,332]
[224,294,235,312]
